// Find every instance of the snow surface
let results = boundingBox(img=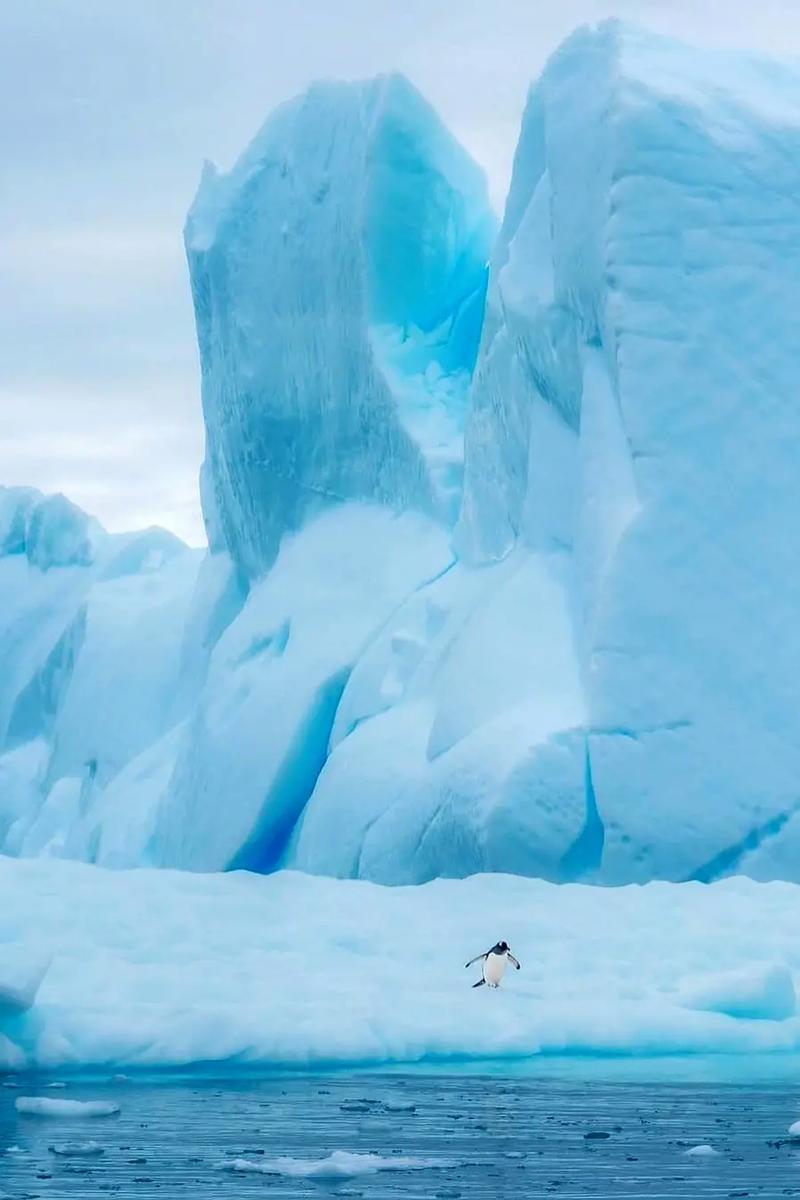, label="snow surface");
[677,966,796,1022]
[2,859,800,1071]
